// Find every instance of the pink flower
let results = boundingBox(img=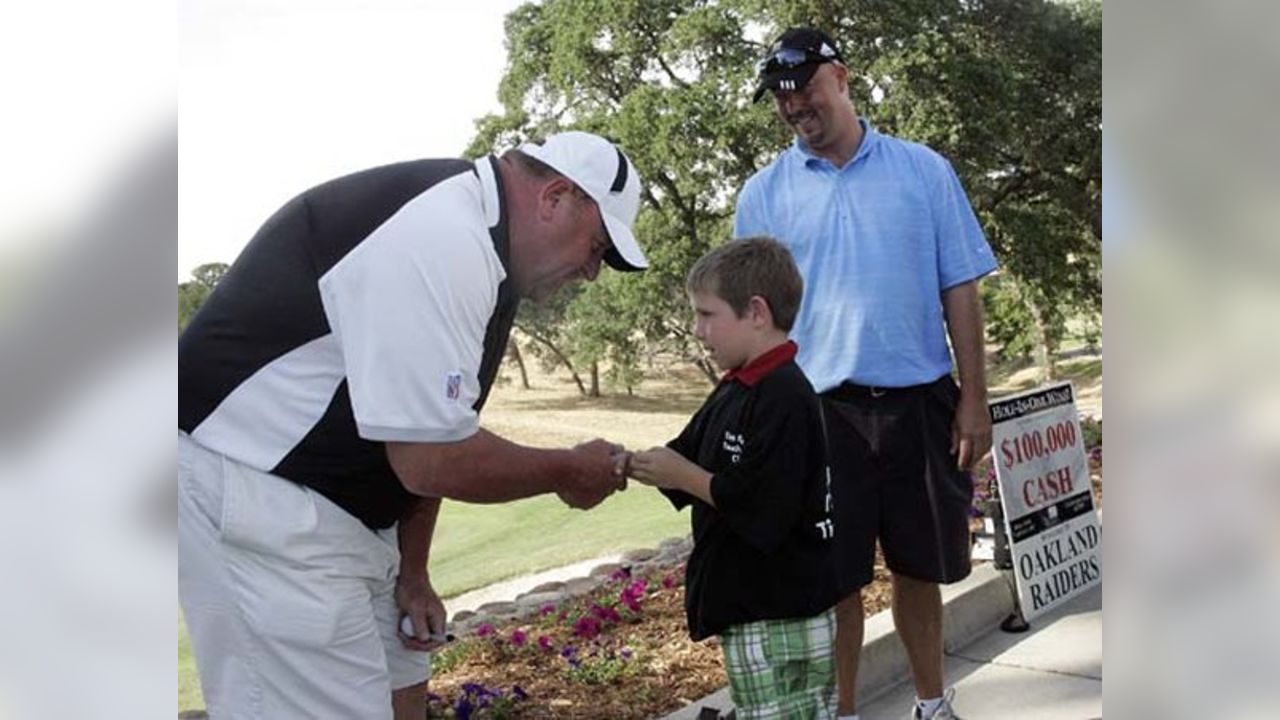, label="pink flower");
[537,635,554,652]
[572,616,602,640]
[661,575,676,589]
[590,604,622,624]
[510,629,527,647]
[474,623,494,638]
[620,579,648,612]
[540,603,557,616]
